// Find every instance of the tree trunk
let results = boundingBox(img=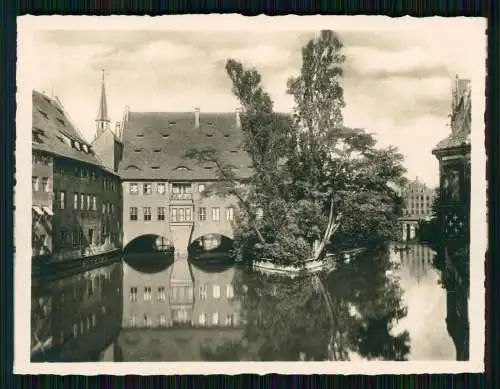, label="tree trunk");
[313,199,342,260]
